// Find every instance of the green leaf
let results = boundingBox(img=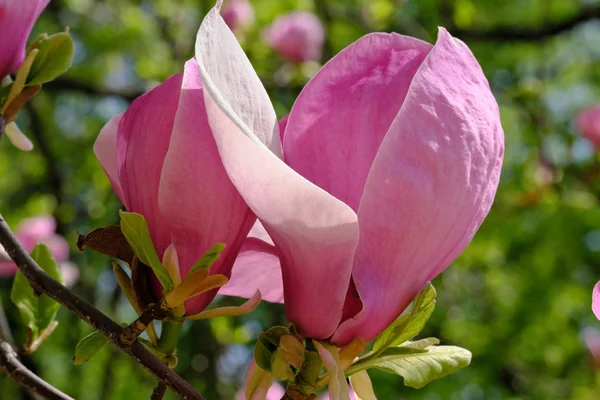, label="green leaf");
[73,331,109,365]
[26,32,74,86]
[10,244,63,340]
[189,243,226,273]
[119,211,173,291]
[348,344,472,389]
[372,282,436,355]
